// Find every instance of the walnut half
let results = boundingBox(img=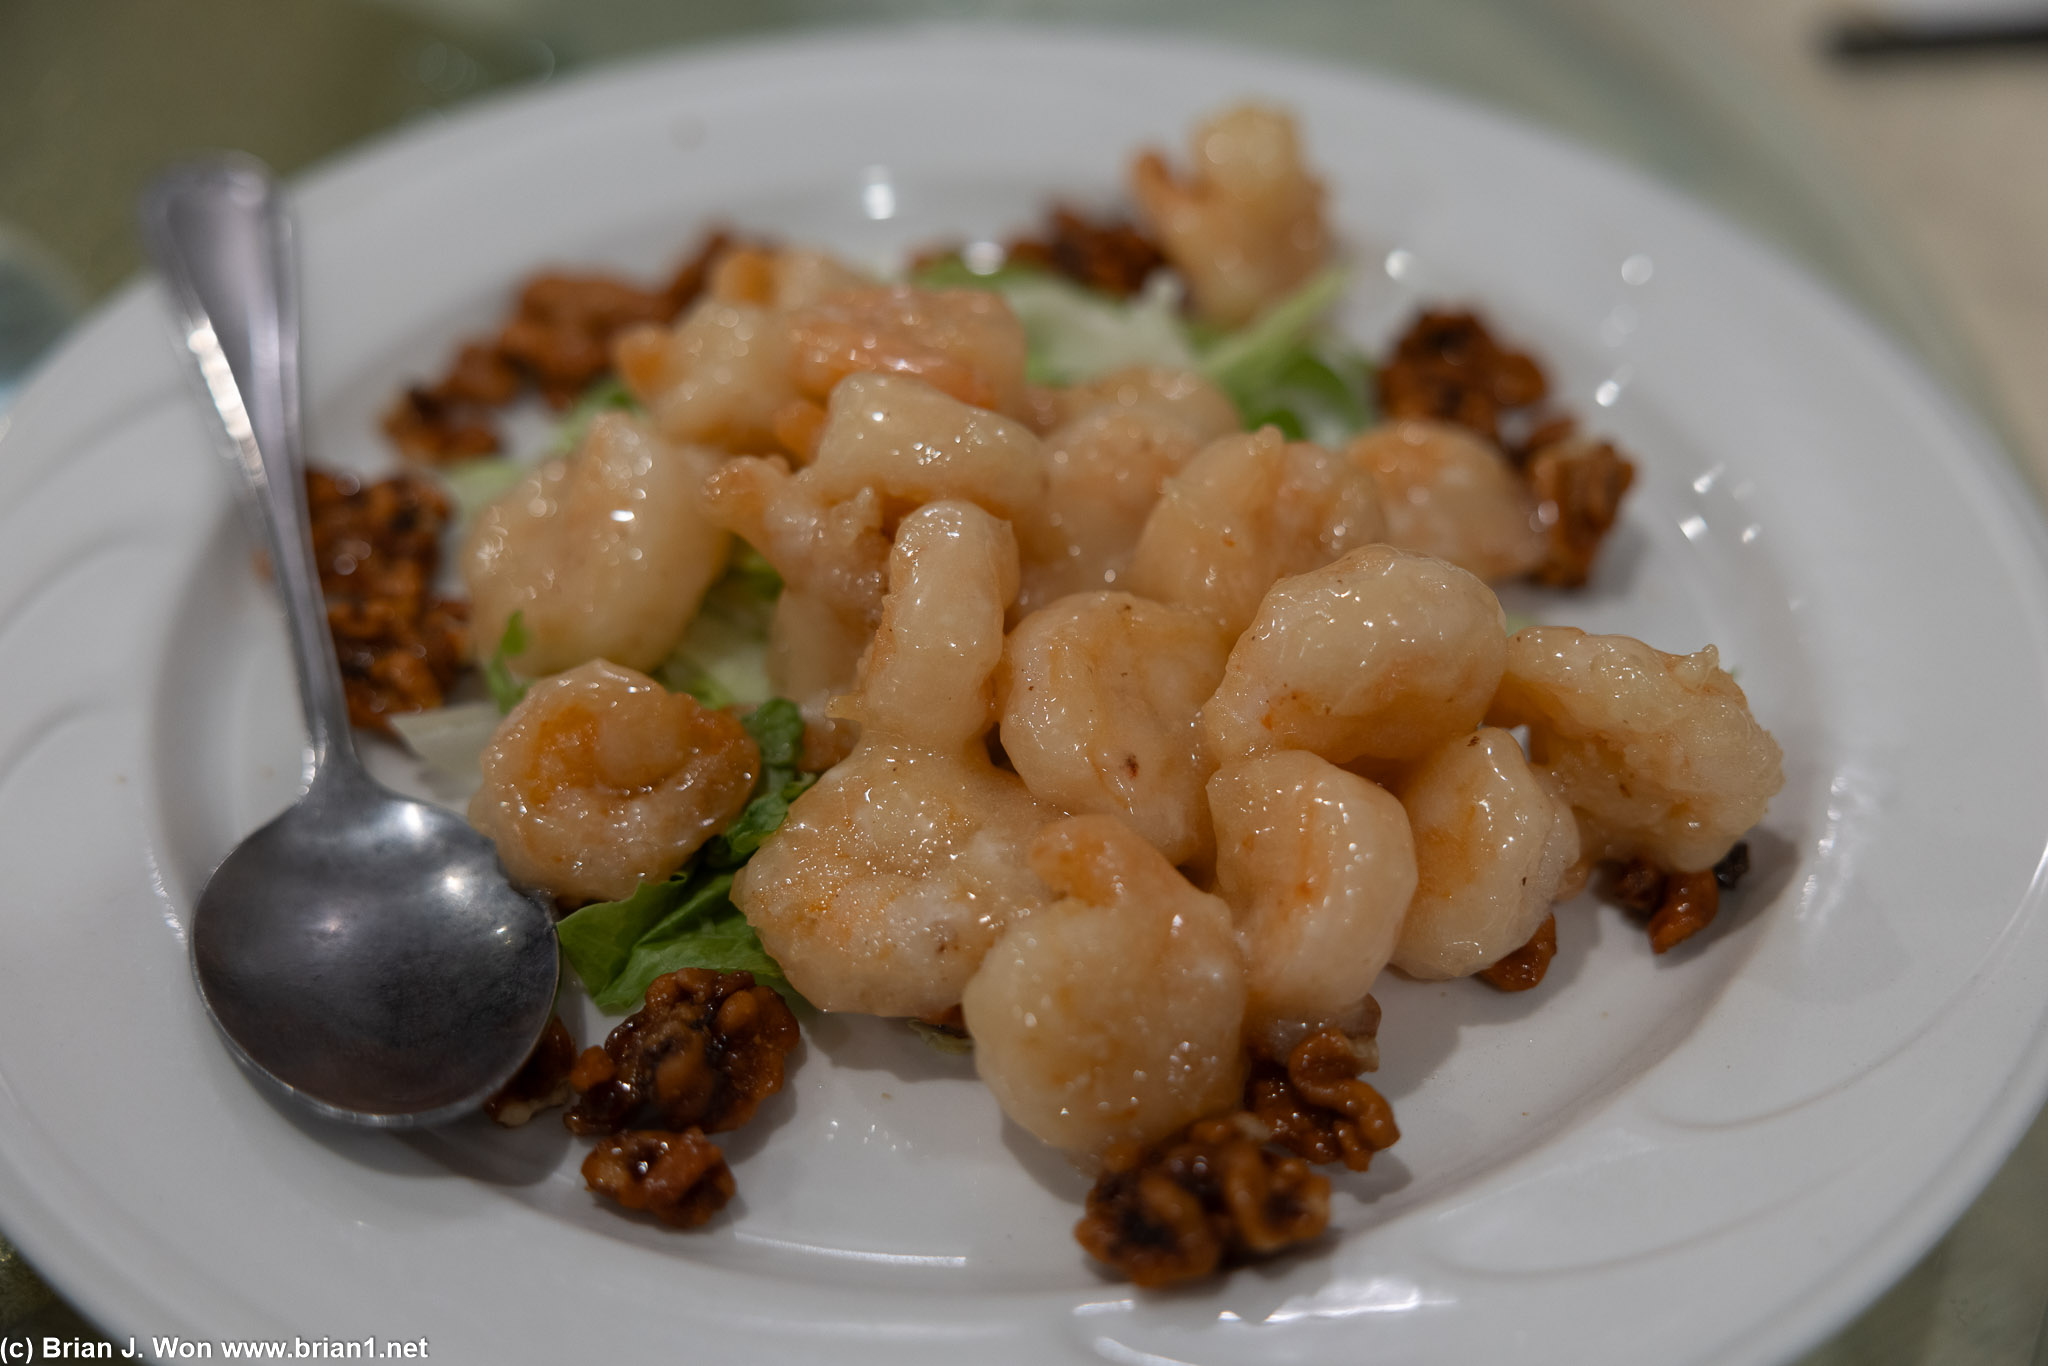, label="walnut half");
[1247,1028,1401,1172]
[565,969,800,1137]
[581,1129,735,1228]
[1075,1115,1331,1288]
